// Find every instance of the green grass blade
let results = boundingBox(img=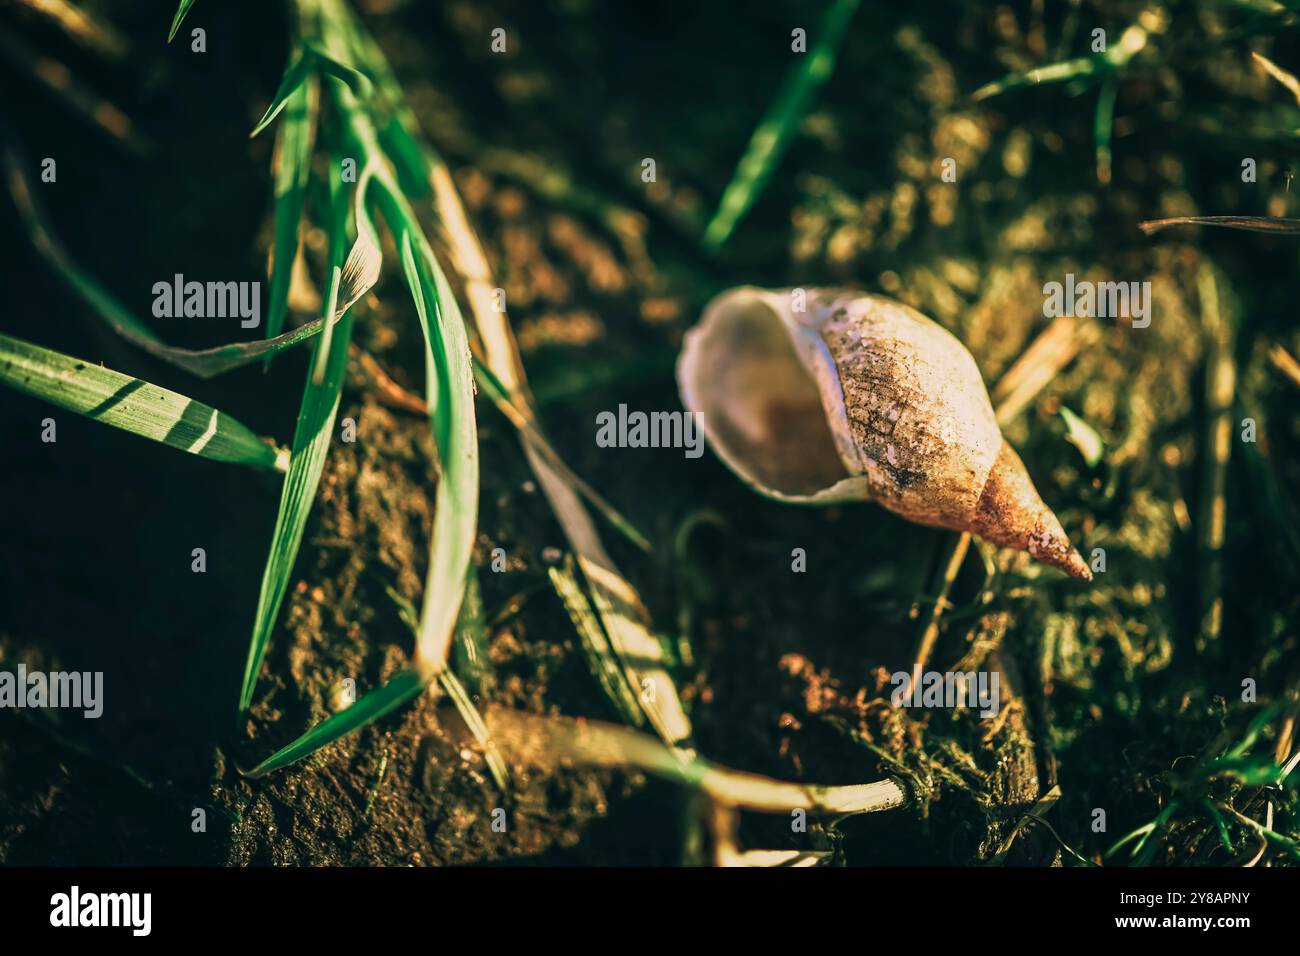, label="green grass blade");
[251,43,371,139]
[0,332,282,470]
[245,669,426,778]
[263,75,319,360]
[1093,73,1119,185]
[395,228,480,674]
[971,15,1156,102]
[167,0,197,44]
[239,179,359,715]
[250,50,312,140]
[4,147,353,378]
[700,0,861,251]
